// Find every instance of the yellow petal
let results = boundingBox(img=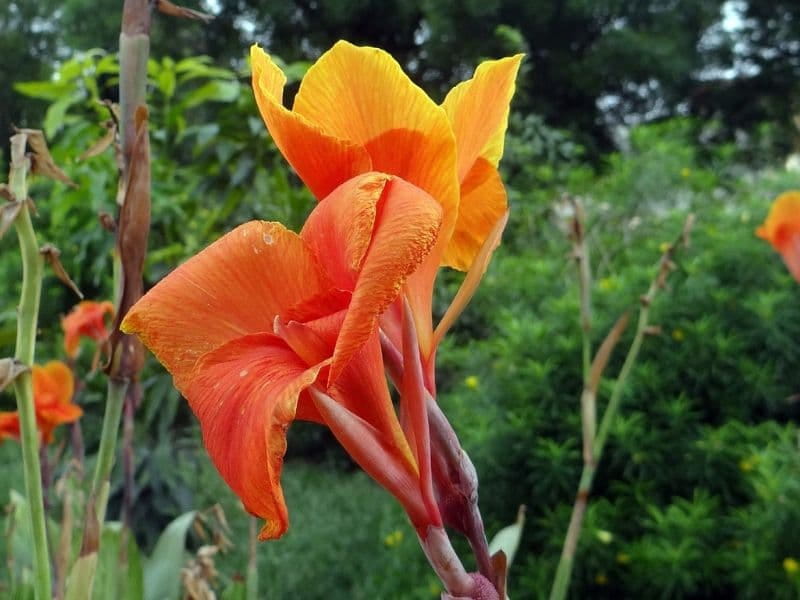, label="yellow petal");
[443,158,508,270]
[442,54,523,180]
[293,41,460,244]
[250,45,371,200]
